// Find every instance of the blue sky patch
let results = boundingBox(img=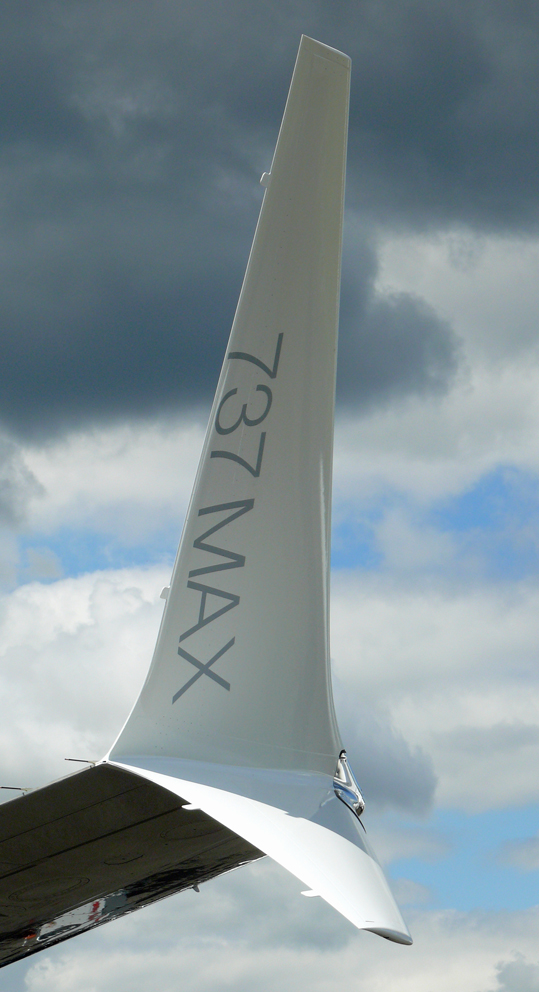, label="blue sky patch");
[389,806,539,912]
[18,527,176,581]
